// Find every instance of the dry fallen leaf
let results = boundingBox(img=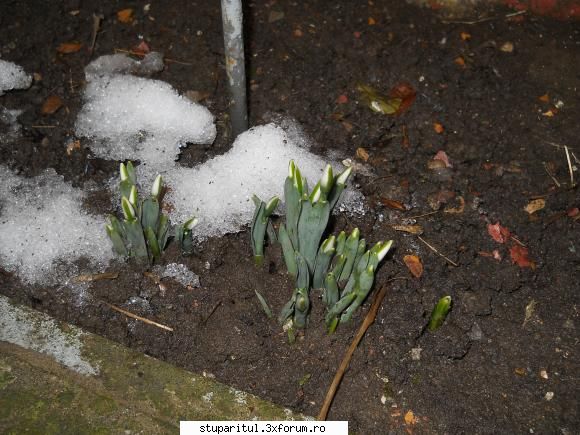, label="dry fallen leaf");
[538,94,550,103]
[389,81,416,115]
[133,40,151,55]
[403,255,423,278]
[460,31,471,41]
[356,147,369,162]
[57,42,82,54]
[392,224,423,235]
[444,196,465,214]
[433,122,445,134]
[380,198,406,211]
[524,198,546,214]
[368,17,376,25]
[487,222,510,244]
[454,56,466,67]
[117,8,134,23]
[433,150,452,167]
[510,245,535,268]
[404,410,418,425]
[66,140,81,156]
[336,94,348,104]
[41,95,63,115]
